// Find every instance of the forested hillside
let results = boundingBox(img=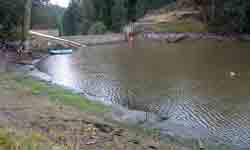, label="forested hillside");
[182,0,250,33]
[62,0,250,35]
[1,0,250,39]
[62,0,175,35]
